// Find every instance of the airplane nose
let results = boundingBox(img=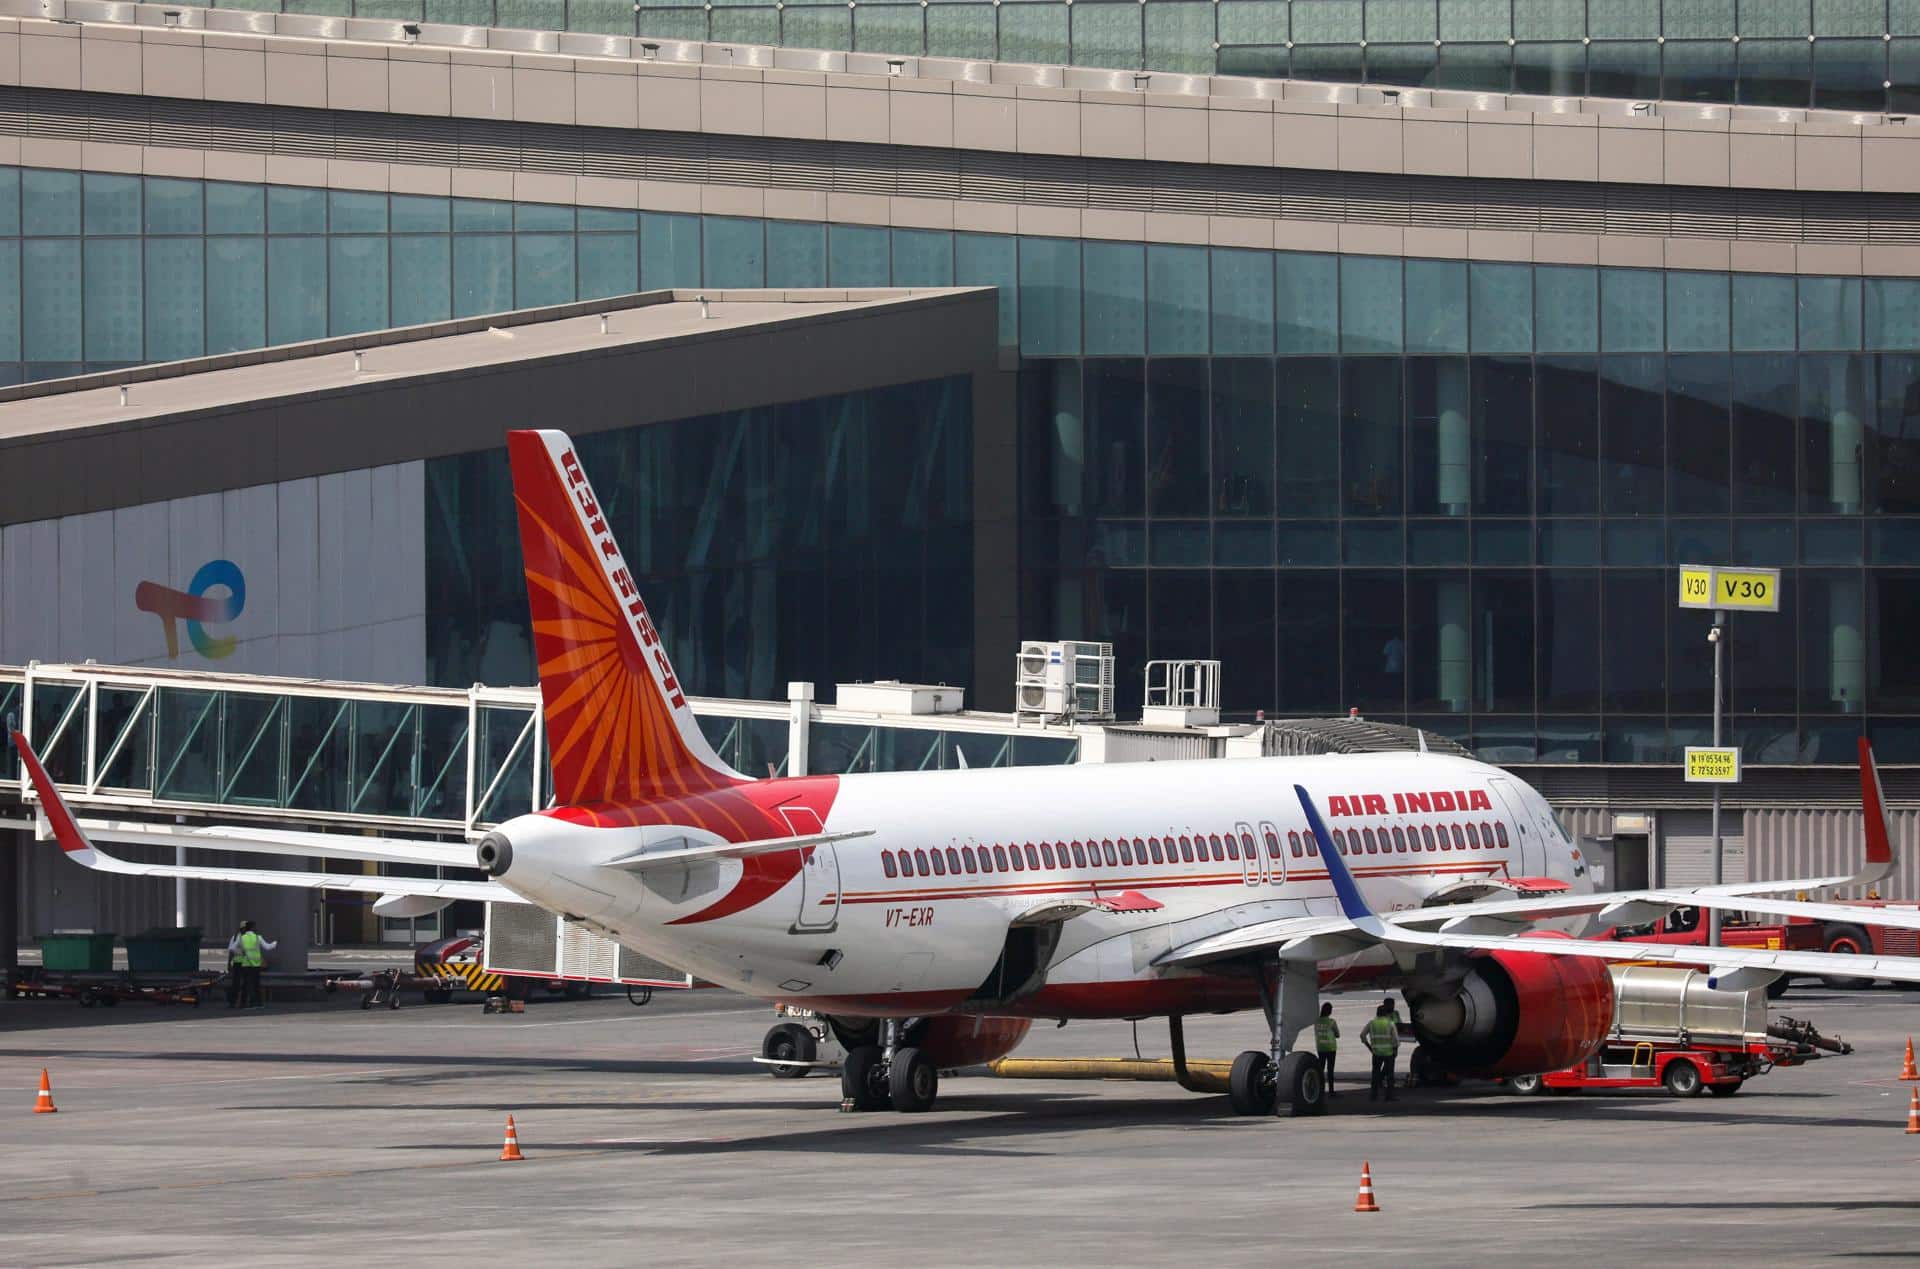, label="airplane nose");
[476,830,513,878]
